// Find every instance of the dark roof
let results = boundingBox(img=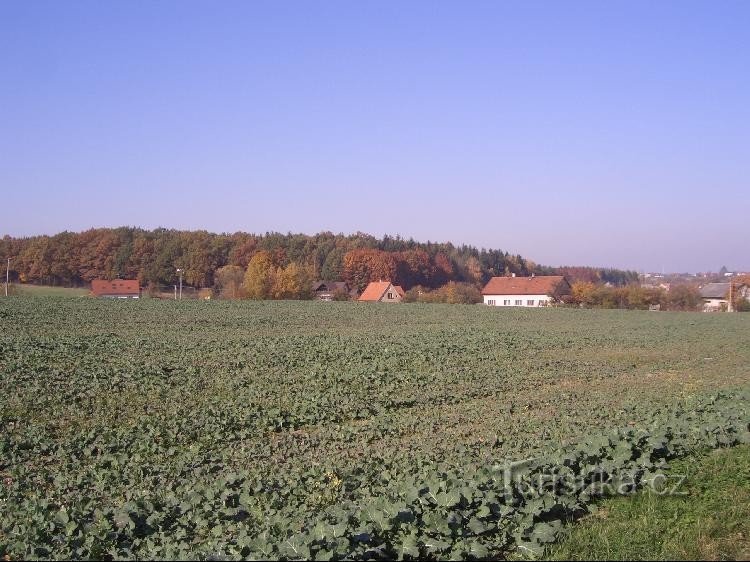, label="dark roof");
[91,279,140,296]
[699,283,731,299]
[312,281,349,292]
[481,275,568,296]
